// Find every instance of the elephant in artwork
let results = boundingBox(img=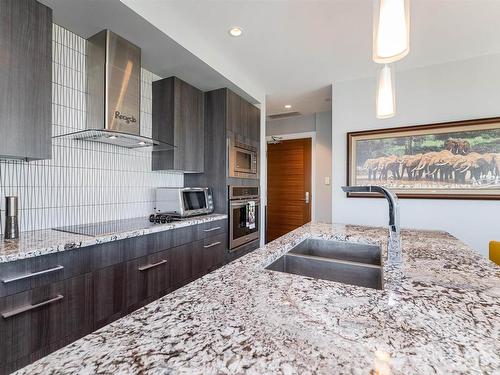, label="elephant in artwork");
[444,138,471,155]
[452,152,487,183]
[377,155,401,180]
[363,158,380,180]
[425,150,456,181]
[399,154,422,180]
[411,151,440,180]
